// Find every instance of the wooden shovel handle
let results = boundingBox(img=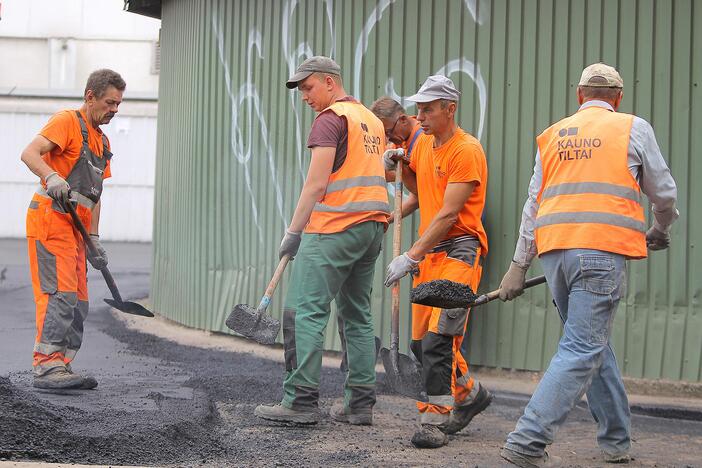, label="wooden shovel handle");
[390,160,403,350]
[257,255,291,312]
